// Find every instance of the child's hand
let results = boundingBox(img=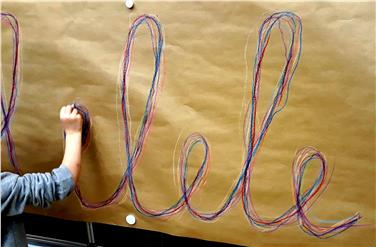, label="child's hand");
[60,104,83,135]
